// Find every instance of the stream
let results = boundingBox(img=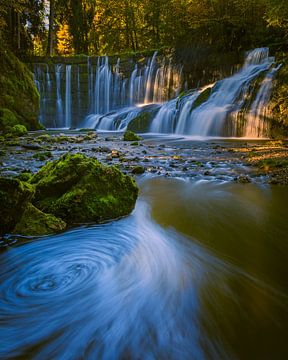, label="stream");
[0,175,288,359]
